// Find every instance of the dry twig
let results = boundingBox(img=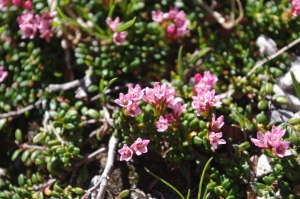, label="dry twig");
[0,99,42,118]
